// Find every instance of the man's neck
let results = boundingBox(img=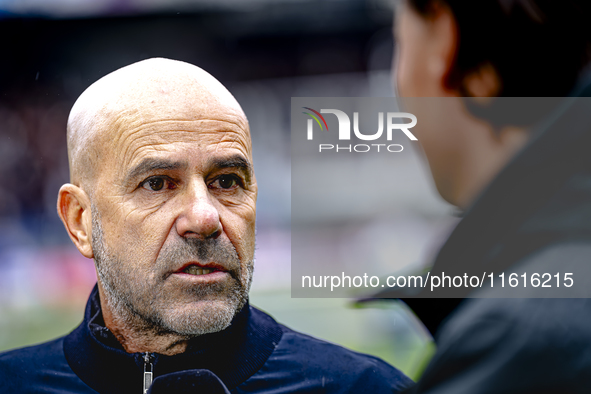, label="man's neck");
[98,284,191,355]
